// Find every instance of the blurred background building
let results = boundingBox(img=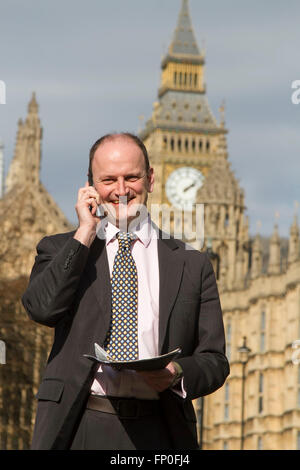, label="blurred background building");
[0,0,299,450]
